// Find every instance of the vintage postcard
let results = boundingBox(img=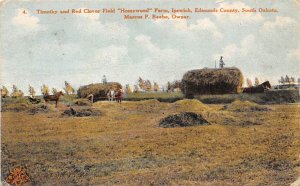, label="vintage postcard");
[0,0,299,185]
